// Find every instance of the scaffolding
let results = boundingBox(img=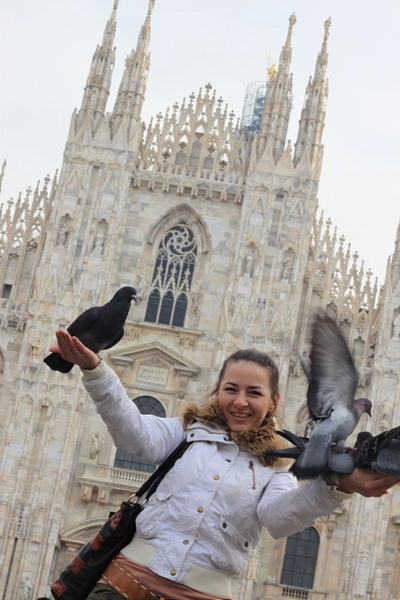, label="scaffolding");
[240,80,268,136]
